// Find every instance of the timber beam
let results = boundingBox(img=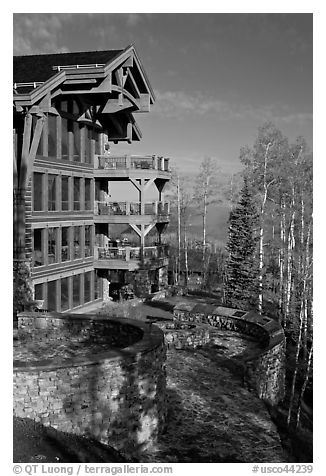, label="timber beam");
[19,113,45,189]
